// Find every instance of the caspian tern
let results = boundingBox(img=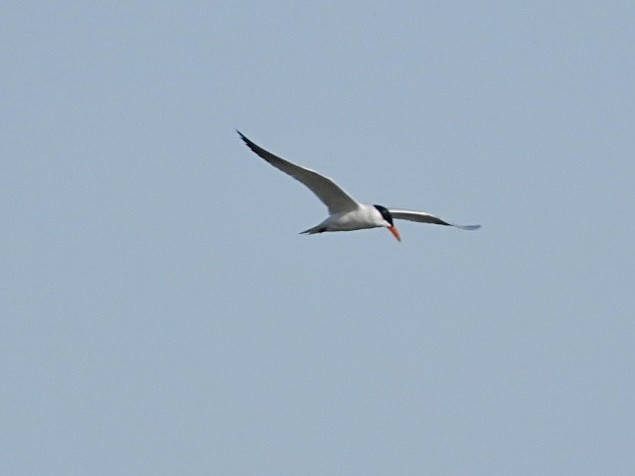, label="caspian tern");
[237,131,480,241]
